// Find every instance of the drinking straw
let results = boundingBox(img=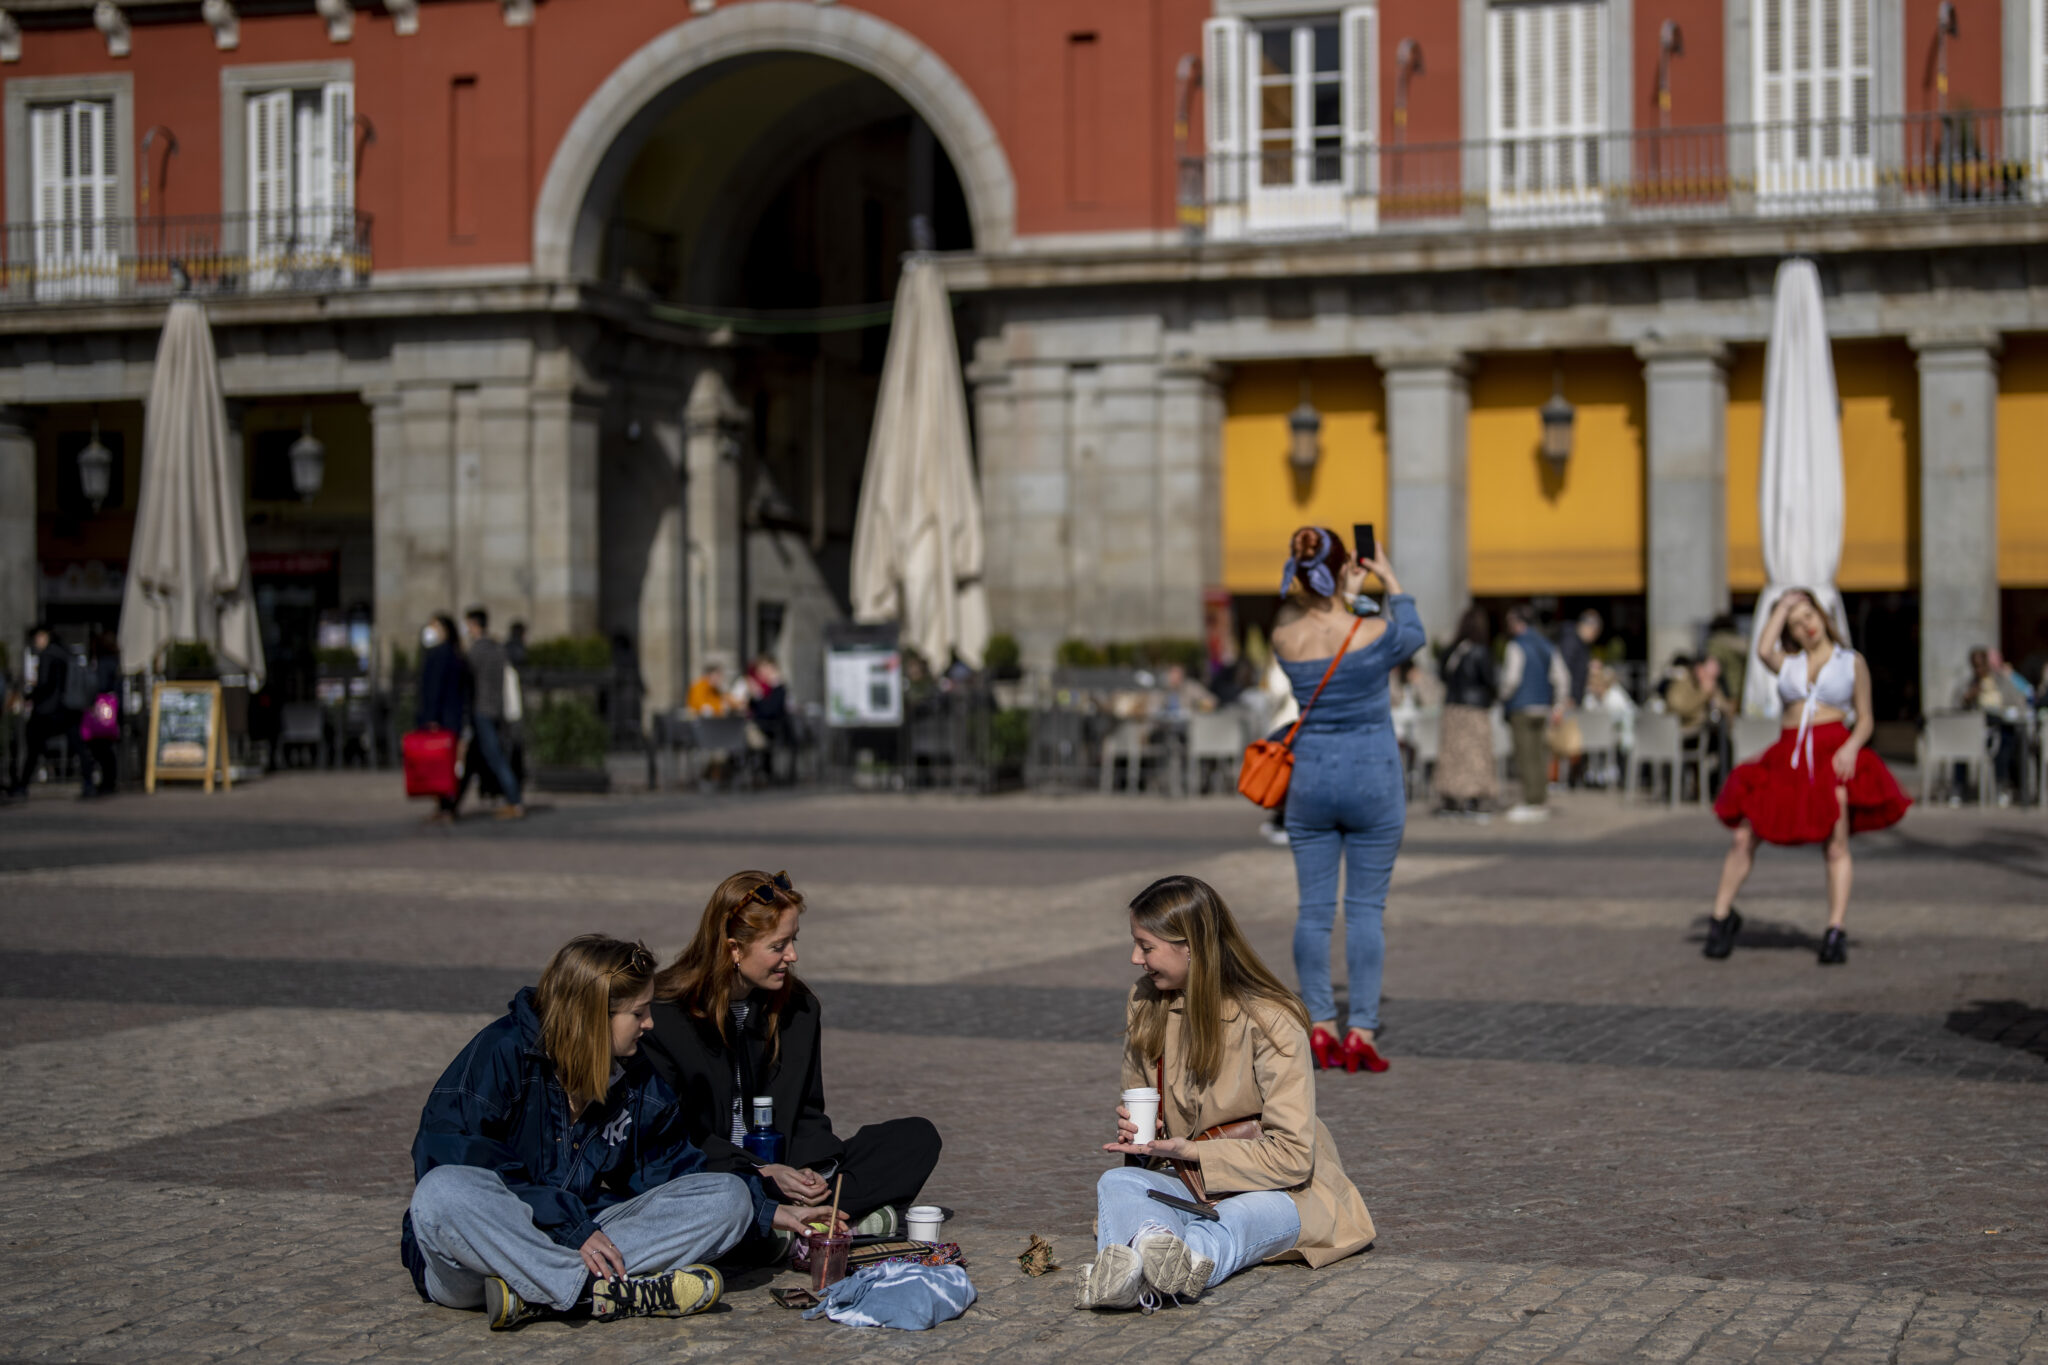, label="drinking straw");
[828,1173,844,1231]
